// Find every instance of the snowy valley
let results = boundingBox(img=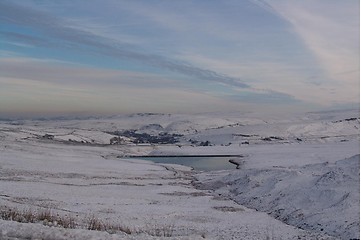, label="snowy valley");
[0,109,359,239]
